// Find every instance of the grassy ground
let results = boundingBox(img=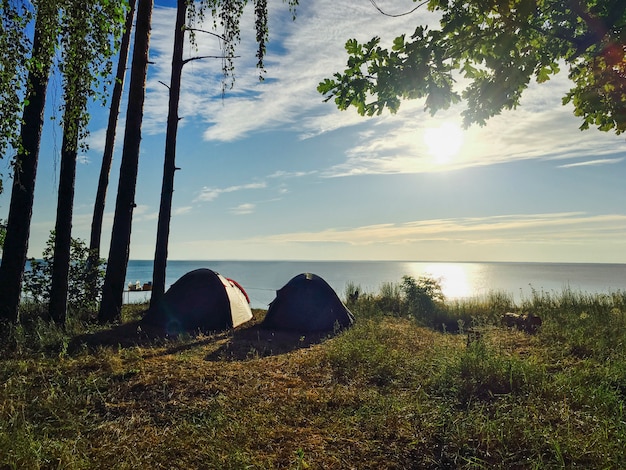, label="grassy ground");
[1,286,625,469]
